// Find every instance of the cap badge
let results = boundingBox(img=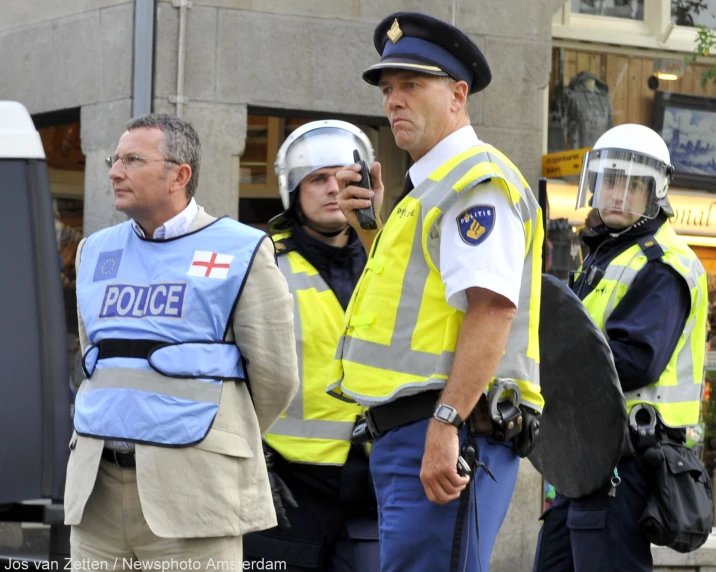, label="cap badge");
[387,19,403,44]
